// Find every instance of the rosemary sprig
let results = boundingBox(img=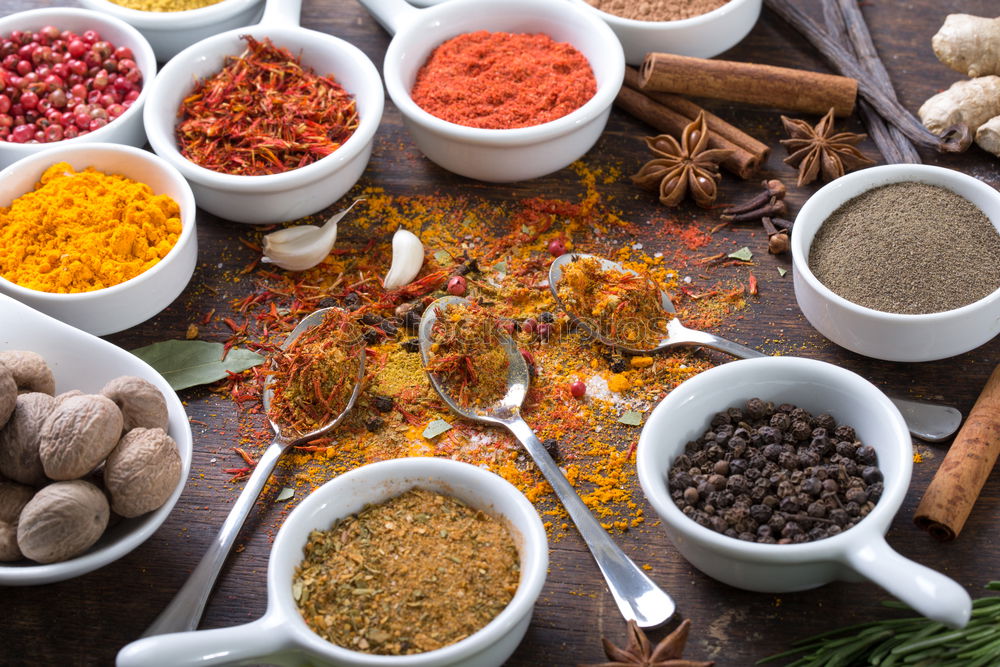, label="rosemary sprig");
[757,582,1000,667]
